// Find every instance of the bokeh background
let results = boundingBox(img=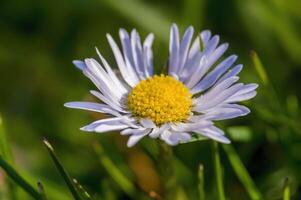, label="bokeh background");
[1,0,301,199]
